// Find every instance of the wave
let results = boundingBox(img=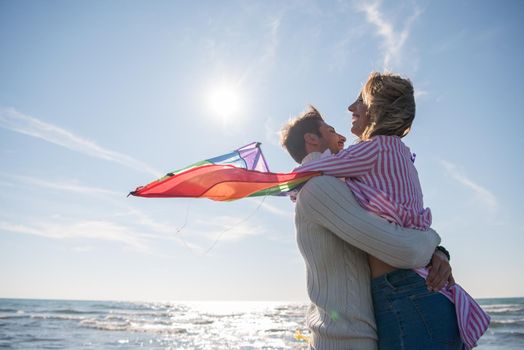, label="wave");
[483,304,524,313]
[191,319,214,325]
[87,302,189,313]
[47,308,101,315]
[80,319,131,331]
[0,314,28,320]
[265,328,286,333]
[1,311,199,329]
[104,310,174,319]
[0,313,89,322]
[489,318,524,327]
[494,330,524,341]
[79,318,188,334]
[30,314,85,322]
[0,308,19,313]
